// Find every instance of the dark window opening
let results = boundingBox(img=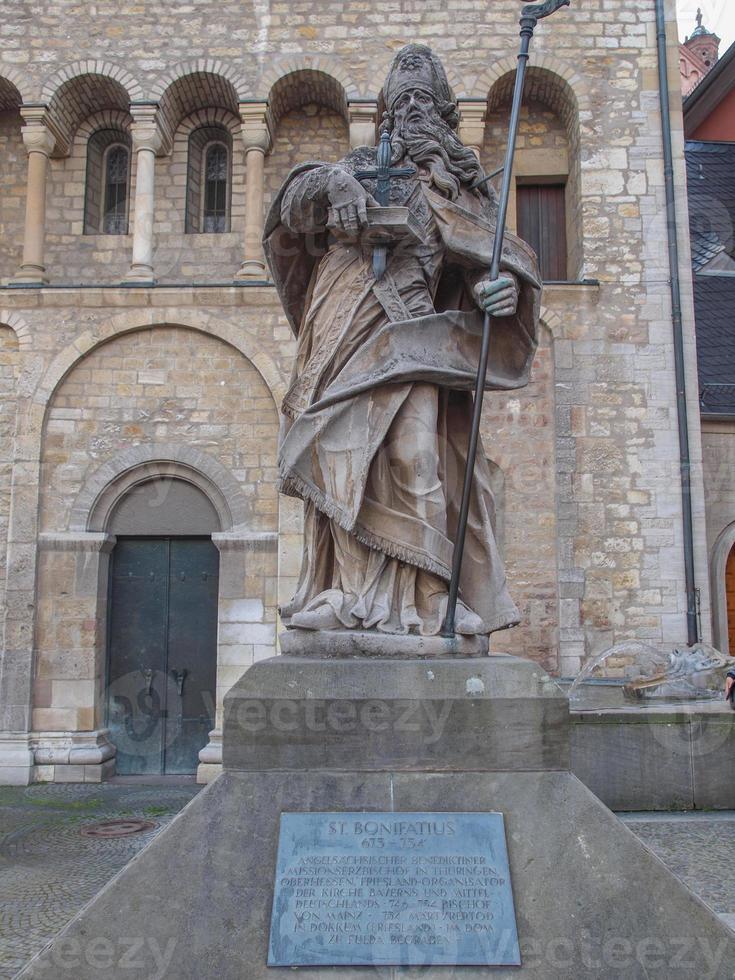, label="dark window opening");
[517,182,568,281]
[185,126,232,234]
[102,145,130,235]
[203,142,228,233]
[84,129,131,235]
